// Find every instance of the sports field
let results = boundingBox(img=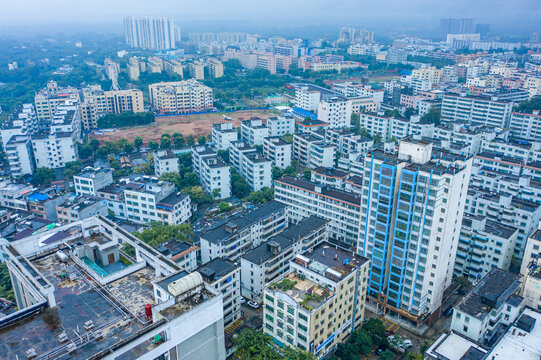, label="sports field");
[92,109,275,144]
